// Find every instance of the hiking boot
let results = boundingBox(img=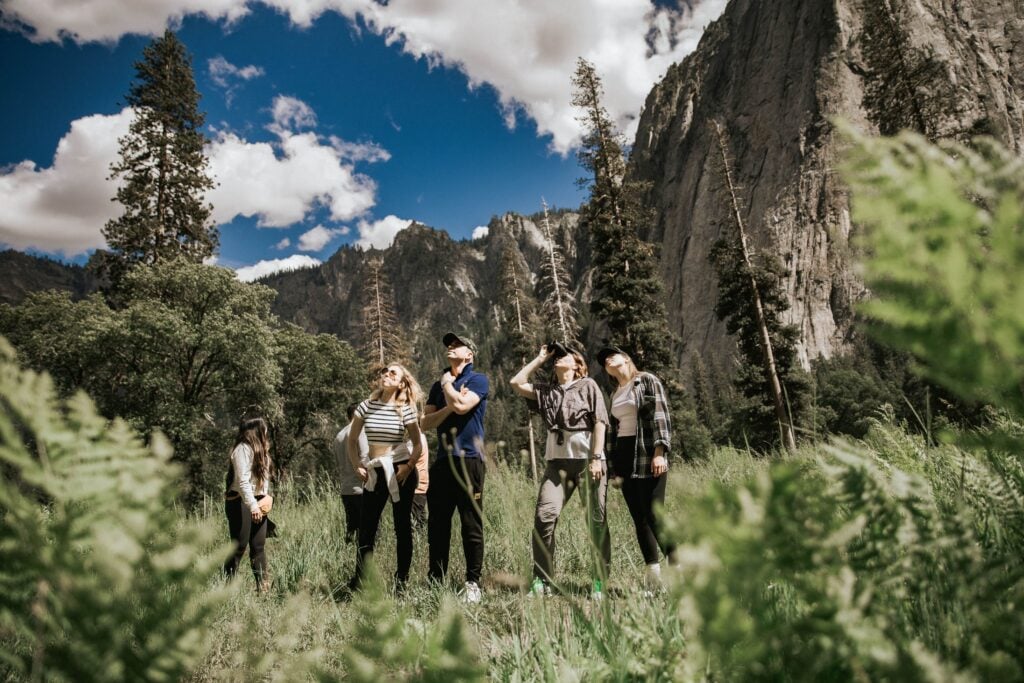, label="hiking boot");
[462,581,482,604]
